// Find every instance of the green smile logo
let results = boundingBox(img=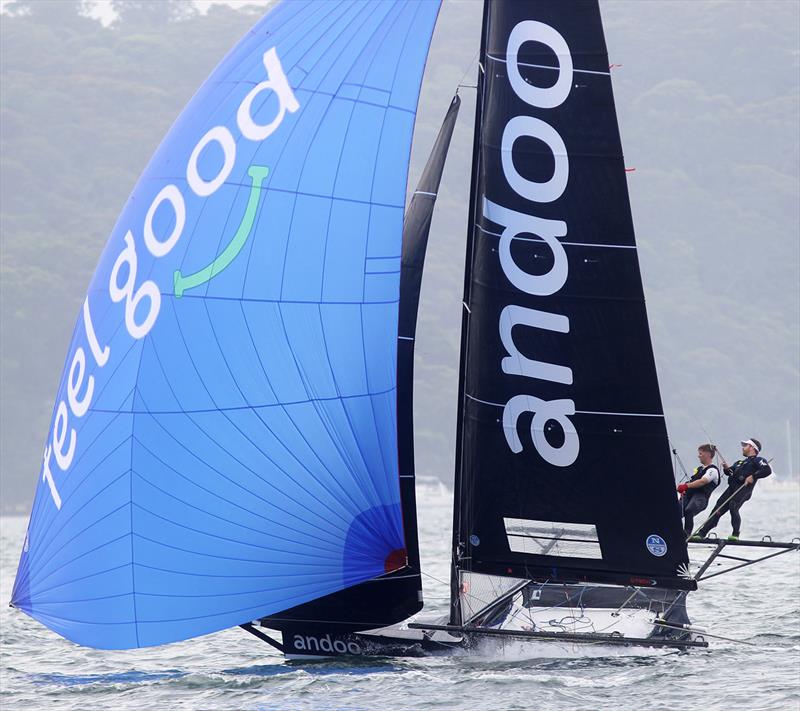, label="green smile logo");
[174,164,269,298]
